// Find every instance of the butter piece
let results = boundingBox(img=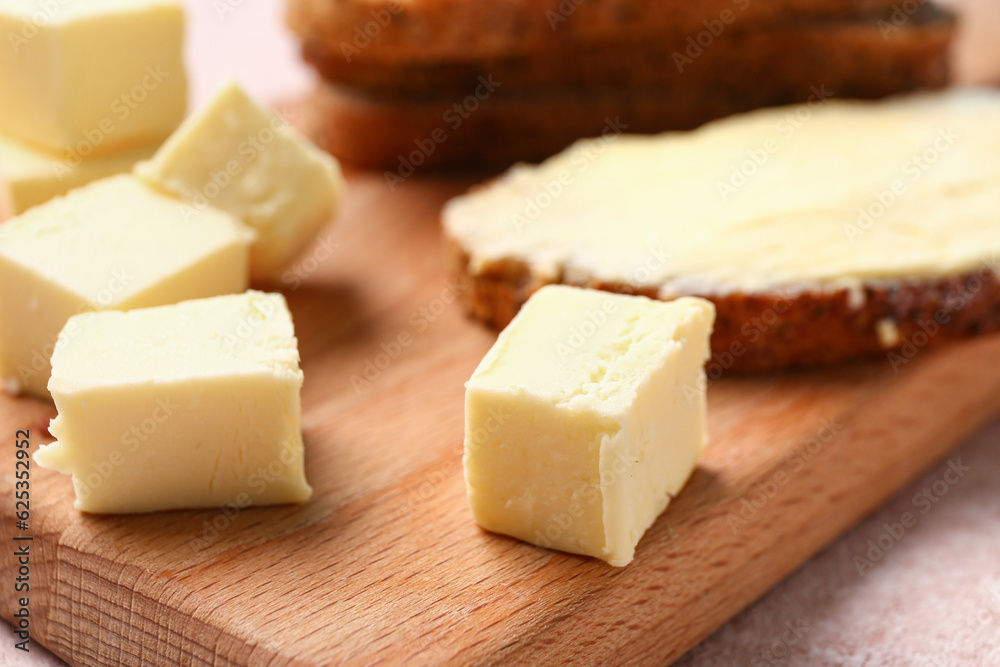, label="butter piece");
[0,132,157,219]
[0,174,253,398]
[136,82,345,283]
[34,291,312,513]
[444,89,1000,298]
[464,285,715,566]
[0,0,187,155]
